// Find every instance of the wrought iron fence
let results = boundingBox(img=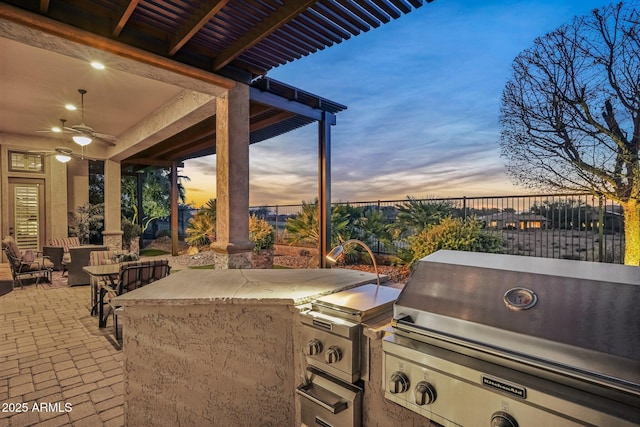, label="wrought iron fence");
[250,193,625,264]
